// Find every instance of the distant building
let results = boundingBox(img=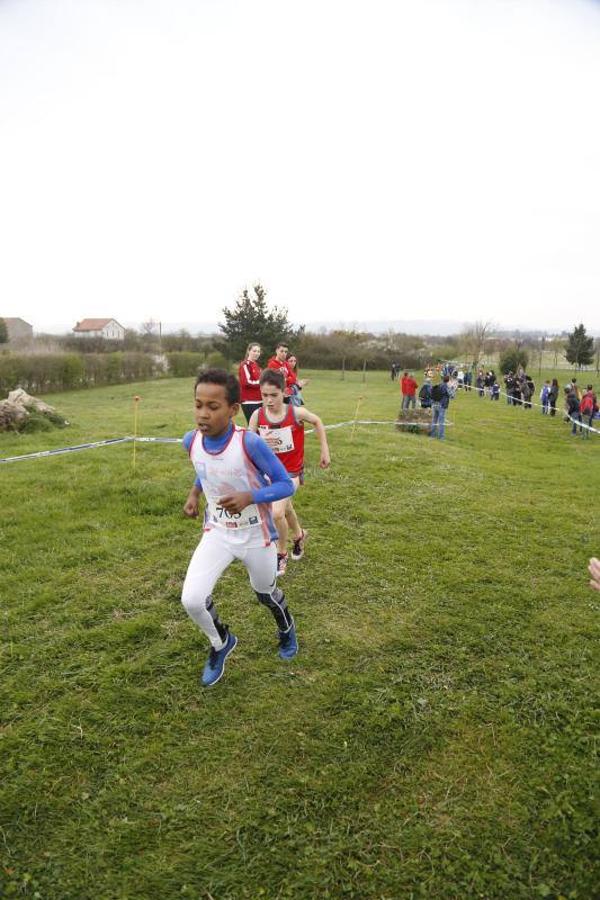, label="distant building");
[73,318,125,340]
[1,318,34,343]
